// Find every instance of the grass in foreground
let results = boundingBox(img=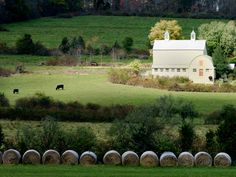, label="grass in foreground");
[0,165,235,177]
[0,16,226,49]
